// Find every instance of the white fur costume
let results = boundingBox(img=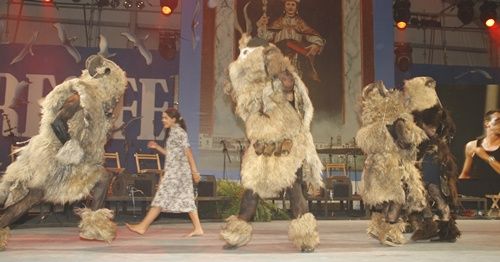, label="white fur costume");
[356,78,432,246]
[221,34,323,252]
[0,55,127,250]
